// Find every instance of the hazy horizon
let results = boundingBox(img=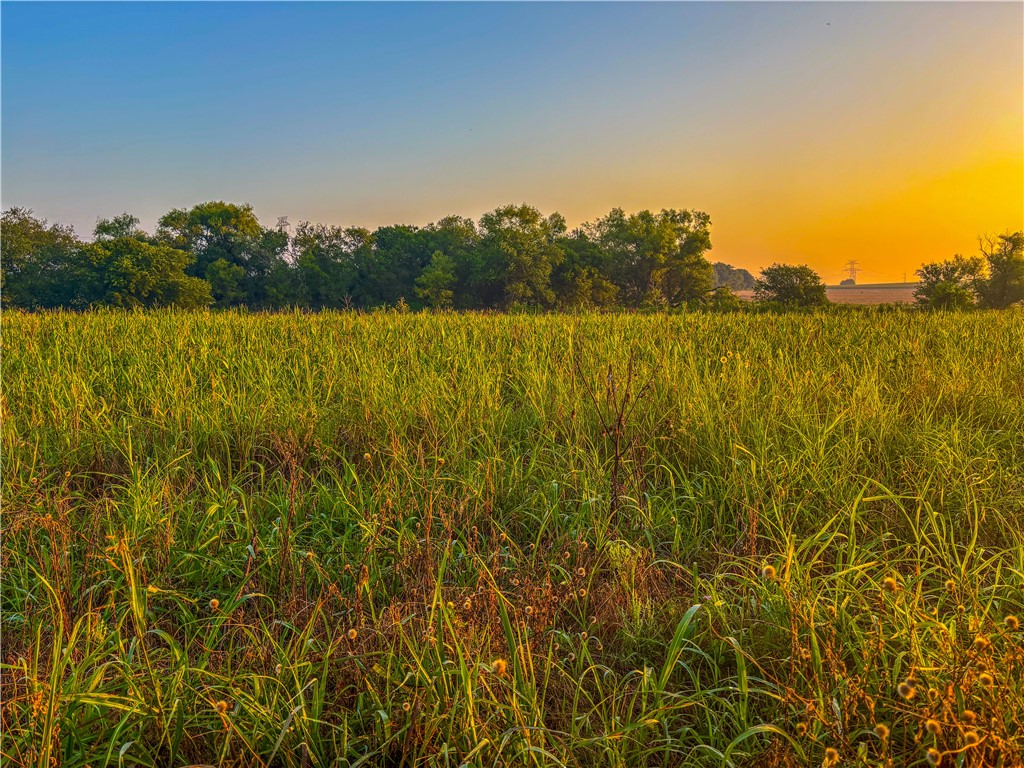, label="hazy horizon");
[3,2,1021,283]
